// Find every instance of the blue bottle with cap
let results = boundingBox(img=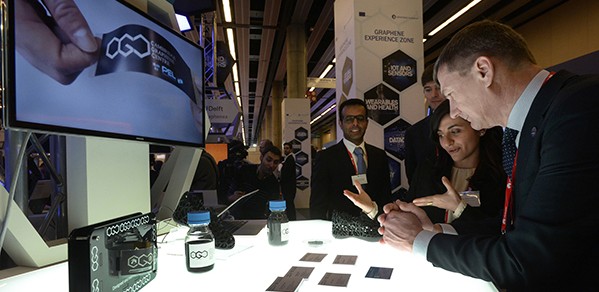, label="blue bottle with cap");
[267,200,289,246]
[185,211,215,272]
